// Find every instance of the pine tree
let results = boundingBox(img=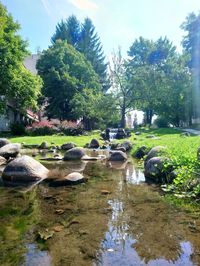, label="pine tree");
[51,16,108,90]
[51,15,80,48]
[79,18,108,90]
